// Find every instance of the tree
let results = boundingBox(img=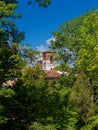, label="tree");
[0,0,51,86]
[51,9,98,129]
[51,9,98,101]
[0,0,51,128]
[21,46,39,66]
[69,72,96,129]
[0,0,25,127]
[7,66,48,130]
[28,0,51,7]
[0,0,25,86]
